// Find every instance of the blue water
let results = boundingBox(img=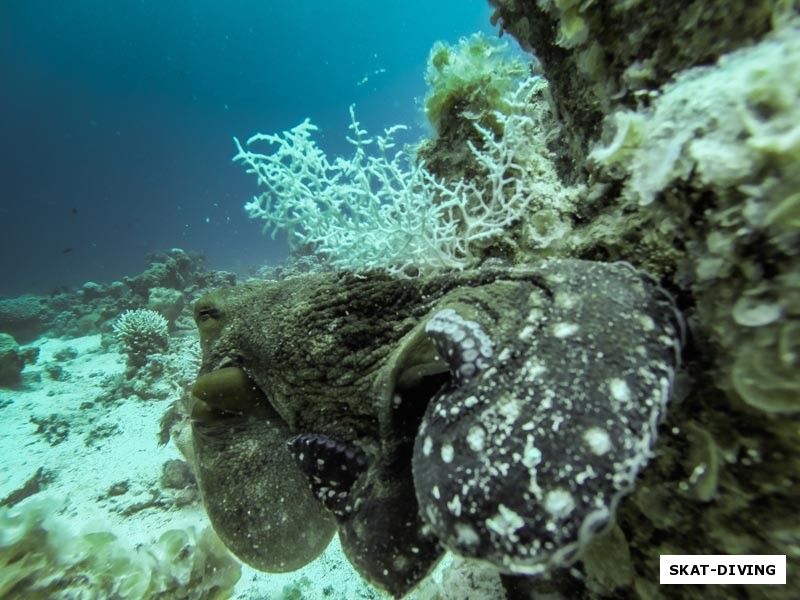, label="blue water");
[0,0,497,297]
